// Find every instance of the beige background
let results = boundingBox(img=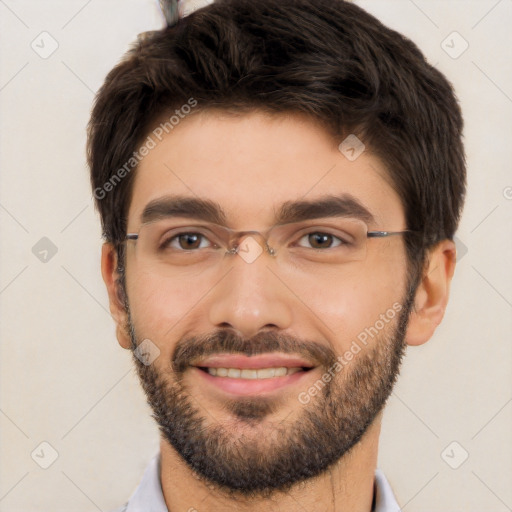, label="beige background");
[1,0,511,510]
